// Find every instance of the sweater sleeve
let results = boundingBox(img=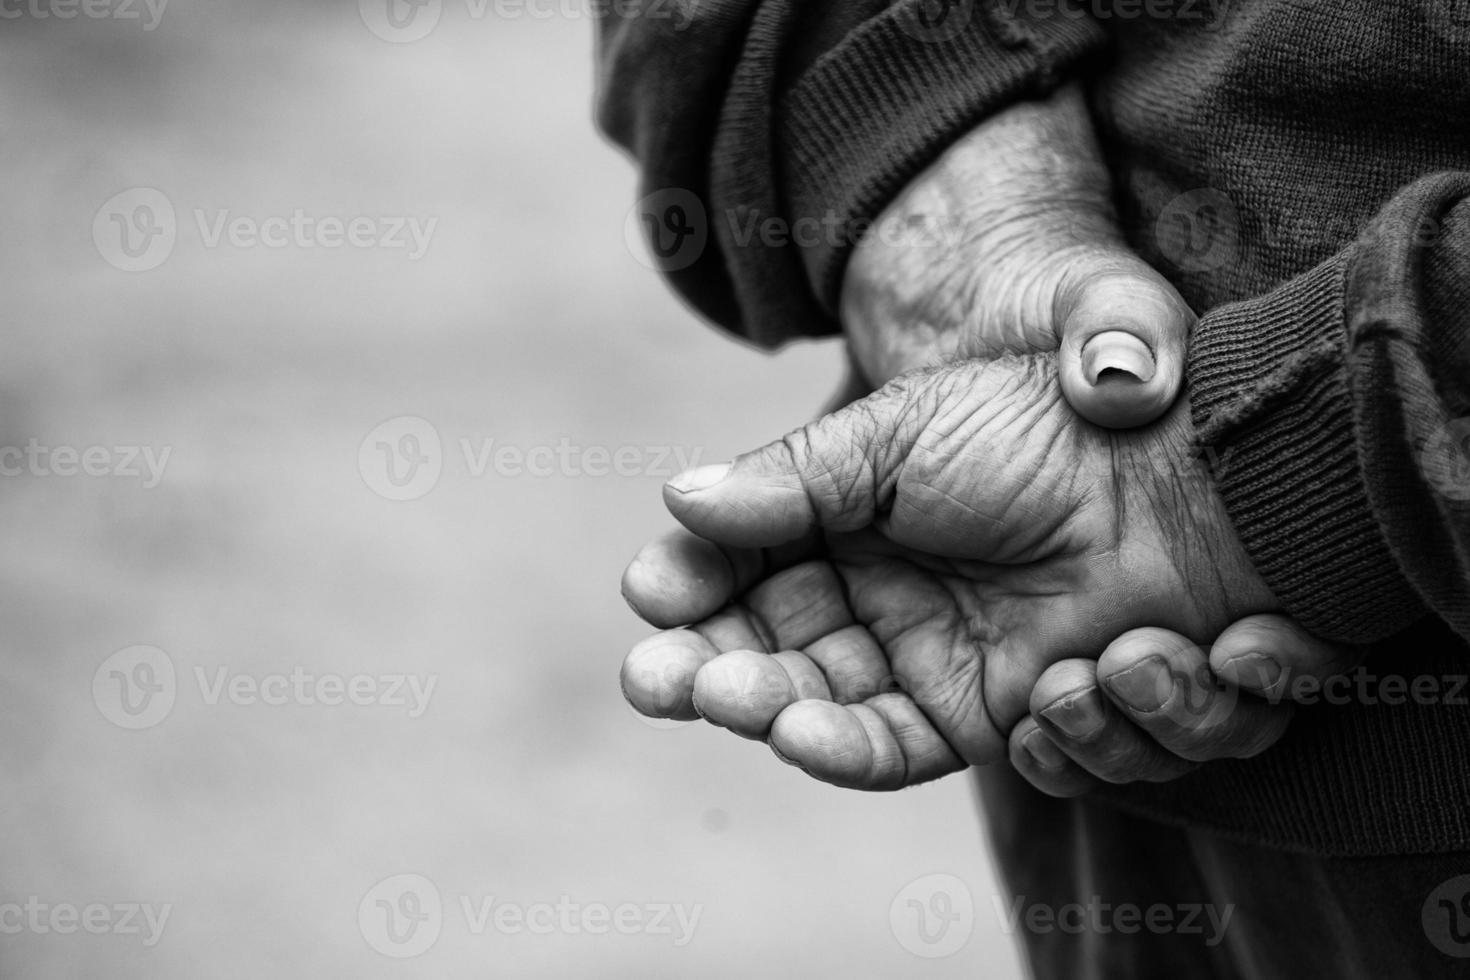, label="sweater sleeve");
[1189,172,1470,644]
[595,1,1107,347]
